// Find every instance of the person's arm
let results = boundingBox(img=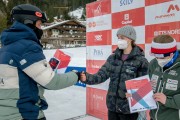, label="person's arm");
[81,58,111,85]
[164,94,180,109]
[18,45,78,90]
[137,57,149,77]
